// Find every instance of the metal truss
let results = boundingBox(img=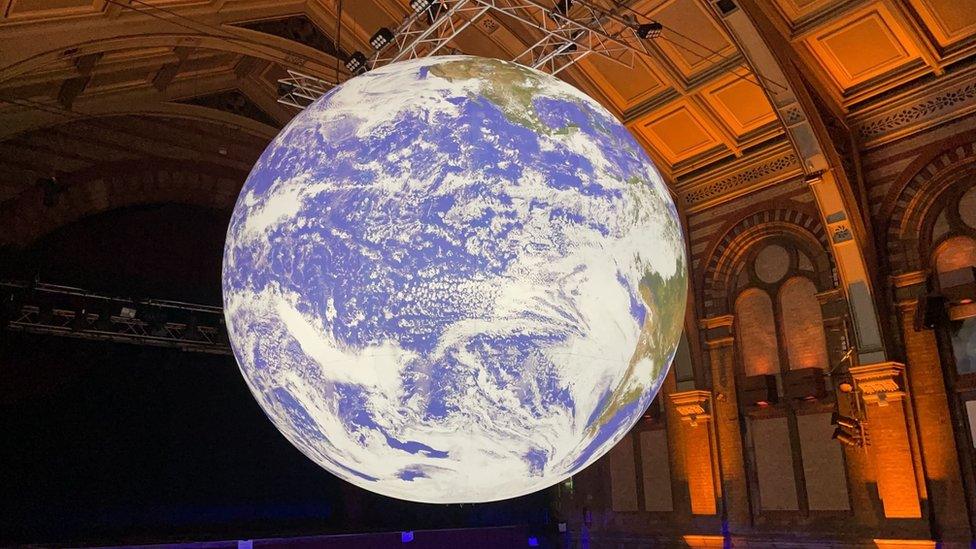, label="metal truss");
[277,0,654,108]
[277,69,338,109]
[1,280,230,355]
[371,0,492,68]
